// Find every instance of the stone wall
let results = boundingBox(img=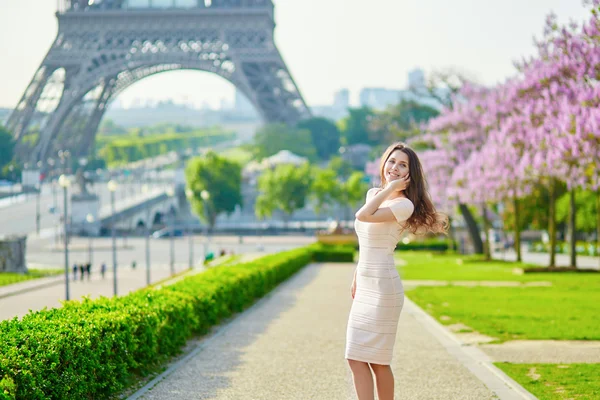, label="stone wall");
[0,236,28,273]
